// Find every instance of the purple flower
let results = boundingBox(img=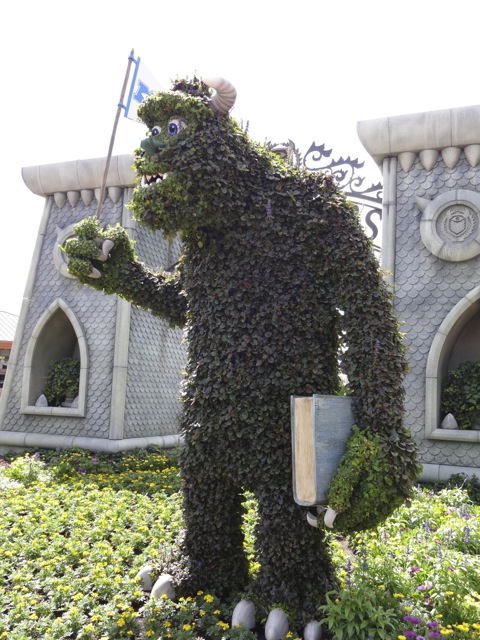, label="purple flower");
[404,616,423,625]
[427,621,440,628]
[403,633,416,639]
[417,581,433,592]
